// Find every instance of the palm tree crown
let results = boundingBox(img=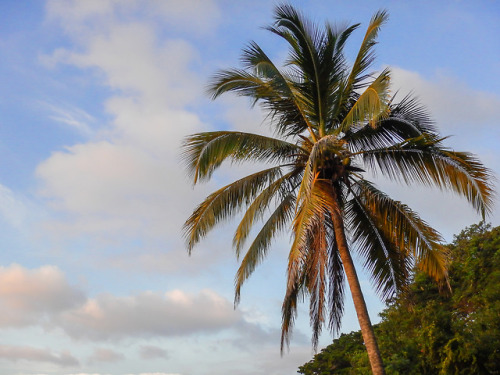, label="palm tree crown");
[182,5,493,374]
